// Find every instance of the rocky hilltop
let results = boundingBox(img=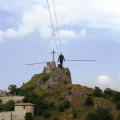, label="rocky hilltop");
[24,62,72,92]
[21,62,120,120]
